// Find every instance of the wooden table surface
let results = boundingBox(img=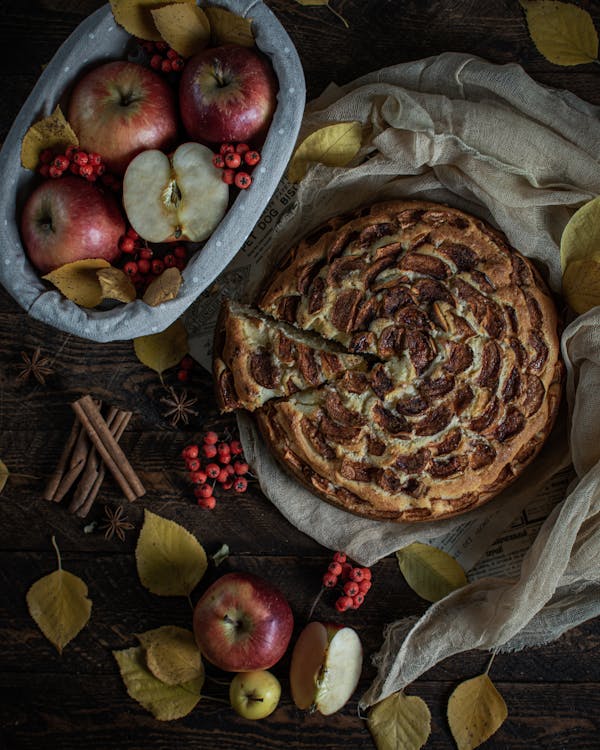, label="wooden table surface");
[1,1,599,748]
